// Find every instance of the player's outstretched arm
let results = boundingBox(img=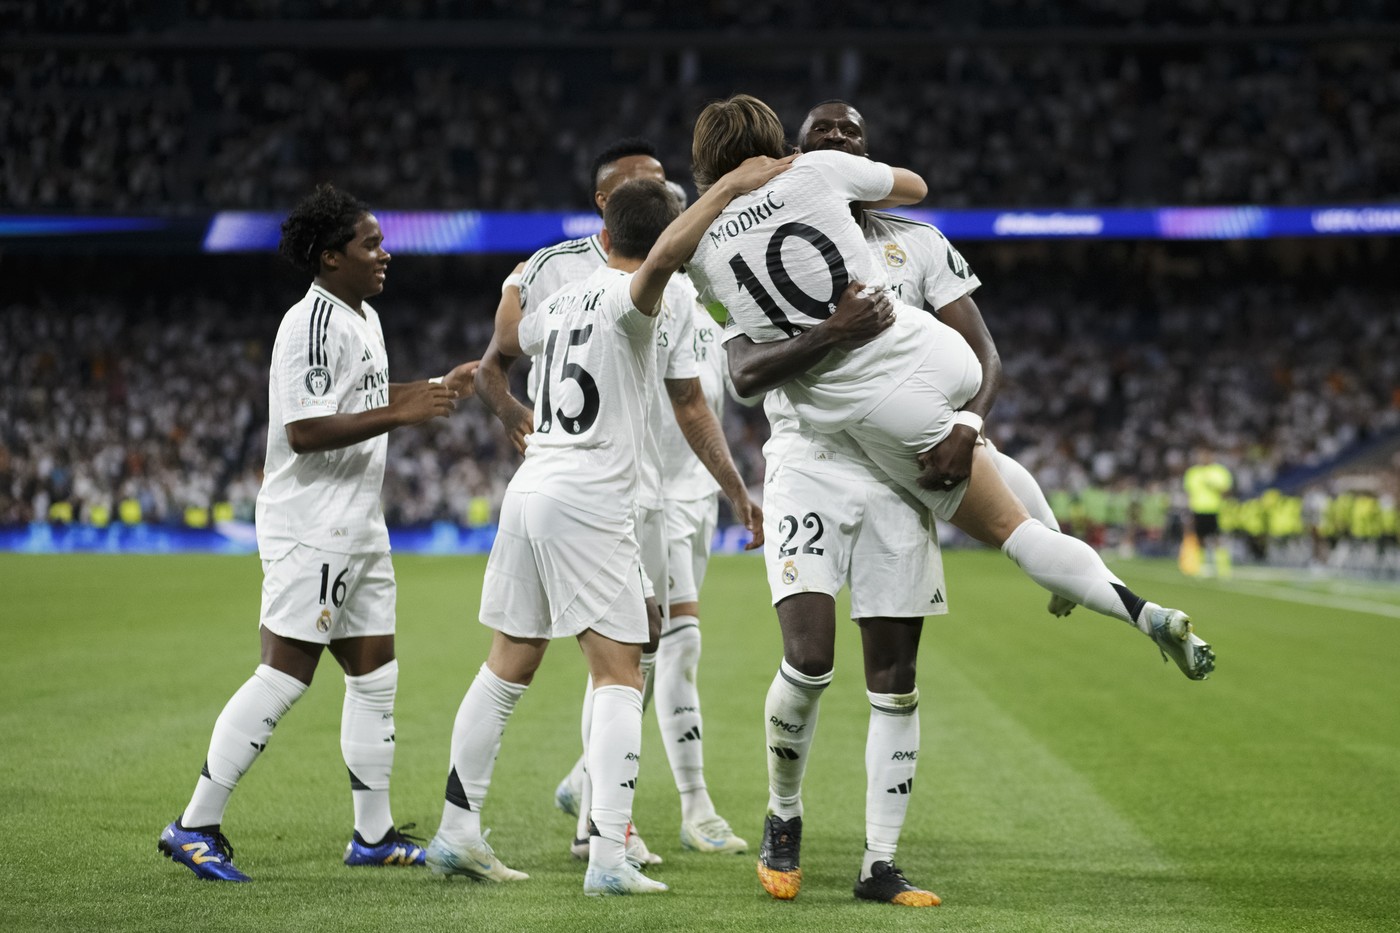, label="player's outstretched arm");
[725,281,895,397]
[665,376,763,549]
[631,154,797,314]
[917,294,1001,490]
[285,381,457,454]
